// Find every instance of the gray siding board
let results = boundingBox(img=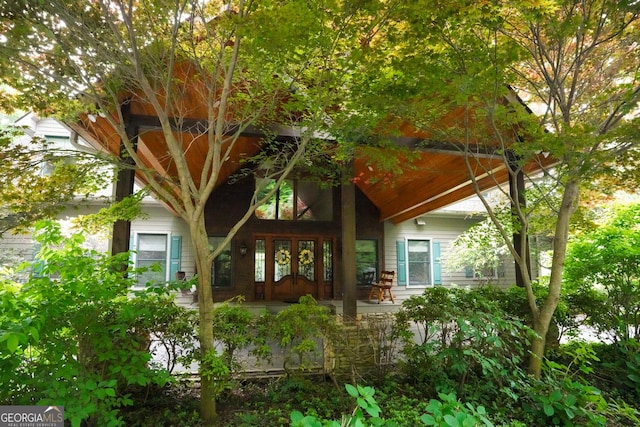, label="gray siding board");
[384,214,517,295]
